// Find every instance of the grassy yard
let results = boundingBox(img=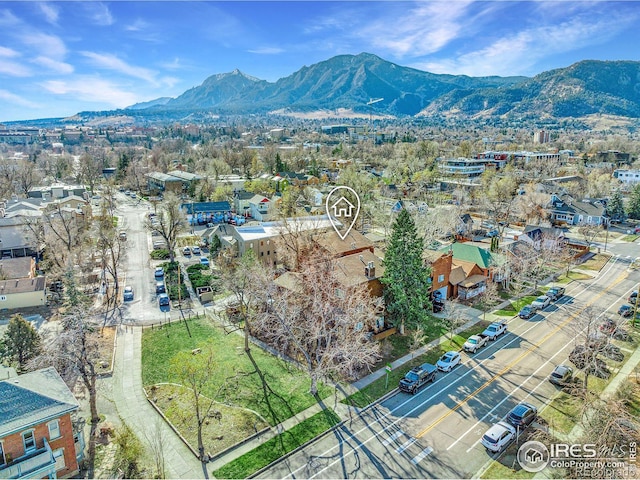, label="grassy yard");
[212,409,341,479]
[343,321,492,409]
[621,234,639,242]
[578,253,612,271]
[555,271,593,283]
[494,295,539,317]
[141,316,333,428]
